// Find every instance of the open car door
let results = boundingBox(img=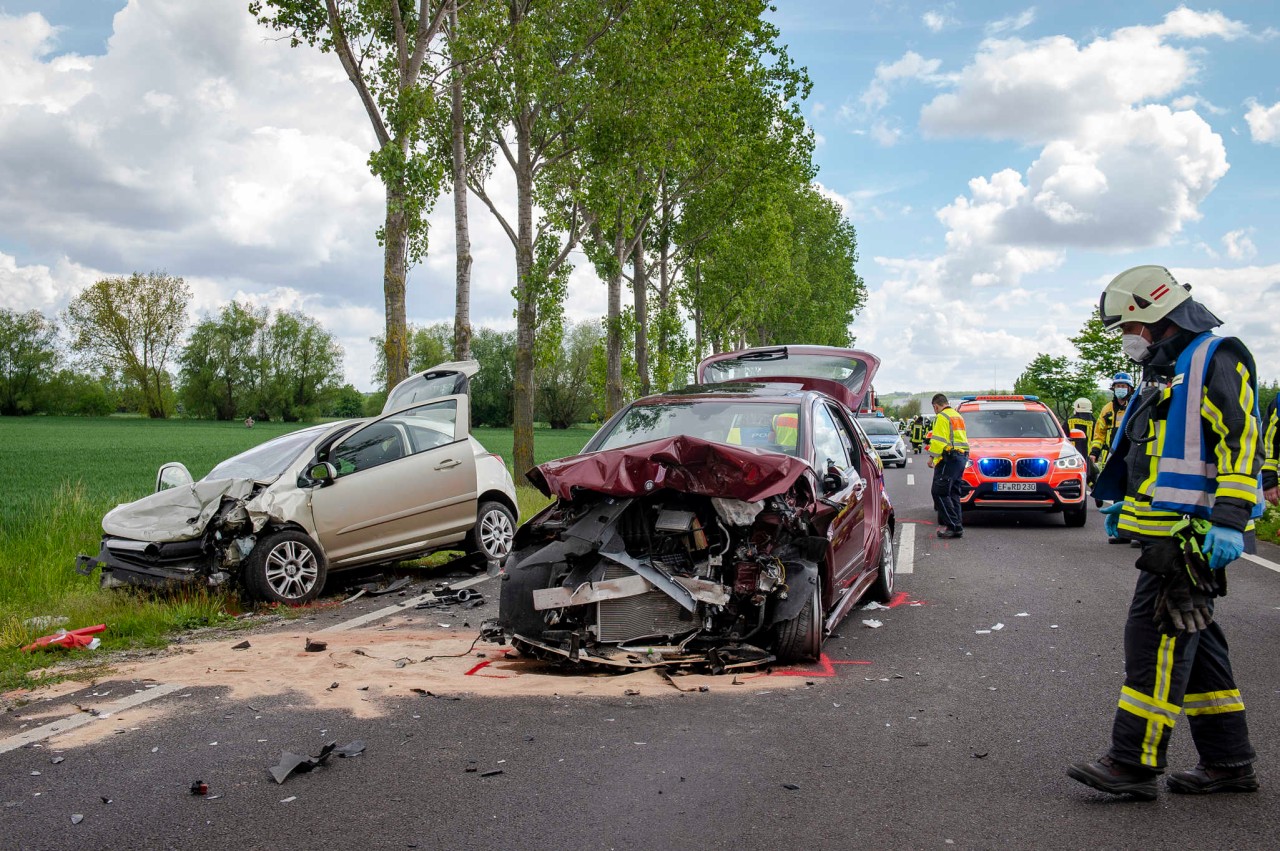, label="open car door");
[696,346,881,413]
[382,360,479,414]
